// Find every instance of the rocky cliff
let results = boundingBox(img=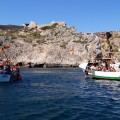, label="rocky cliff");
[0,22,120,67]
